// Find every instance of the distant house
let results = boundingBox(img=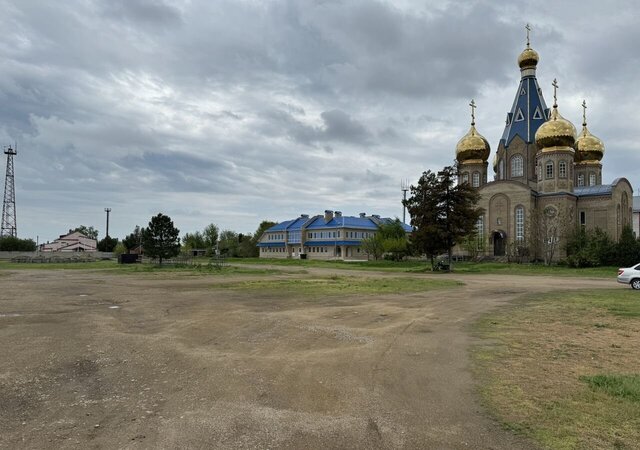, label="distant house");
[40,231,97,252]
